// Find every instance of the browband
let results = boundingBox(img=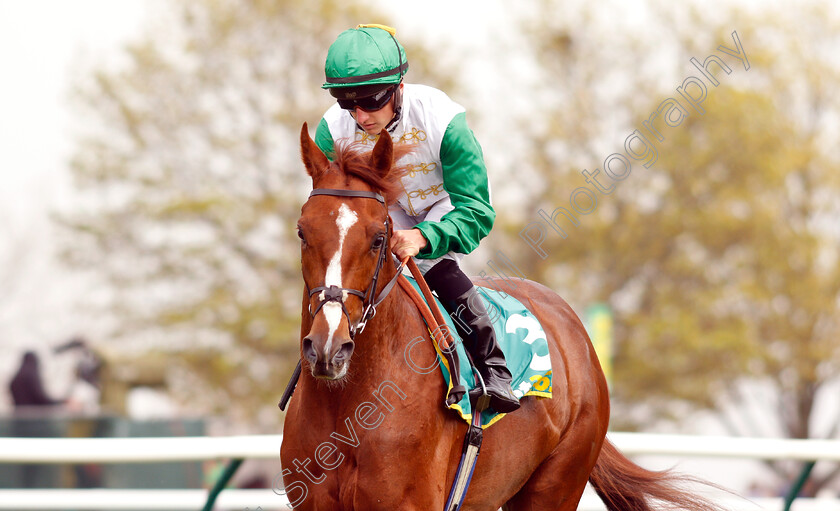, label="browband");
[310,188,385,204]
